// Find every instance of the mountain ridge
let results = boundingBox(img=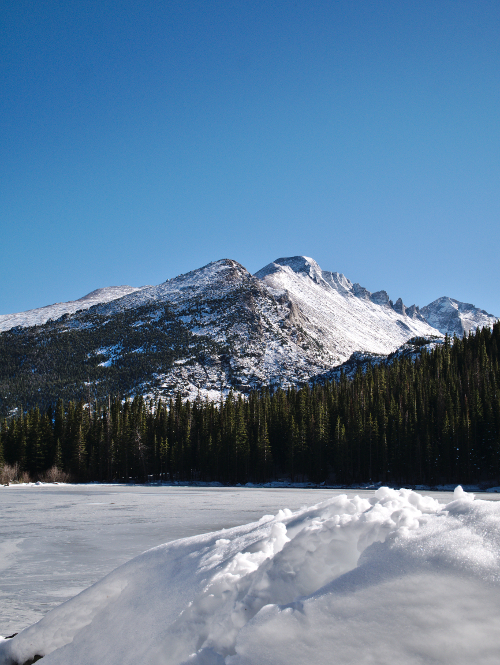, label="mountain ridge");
[3,255,494,337]
[0,256,497,414]
[0,285,143,332]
